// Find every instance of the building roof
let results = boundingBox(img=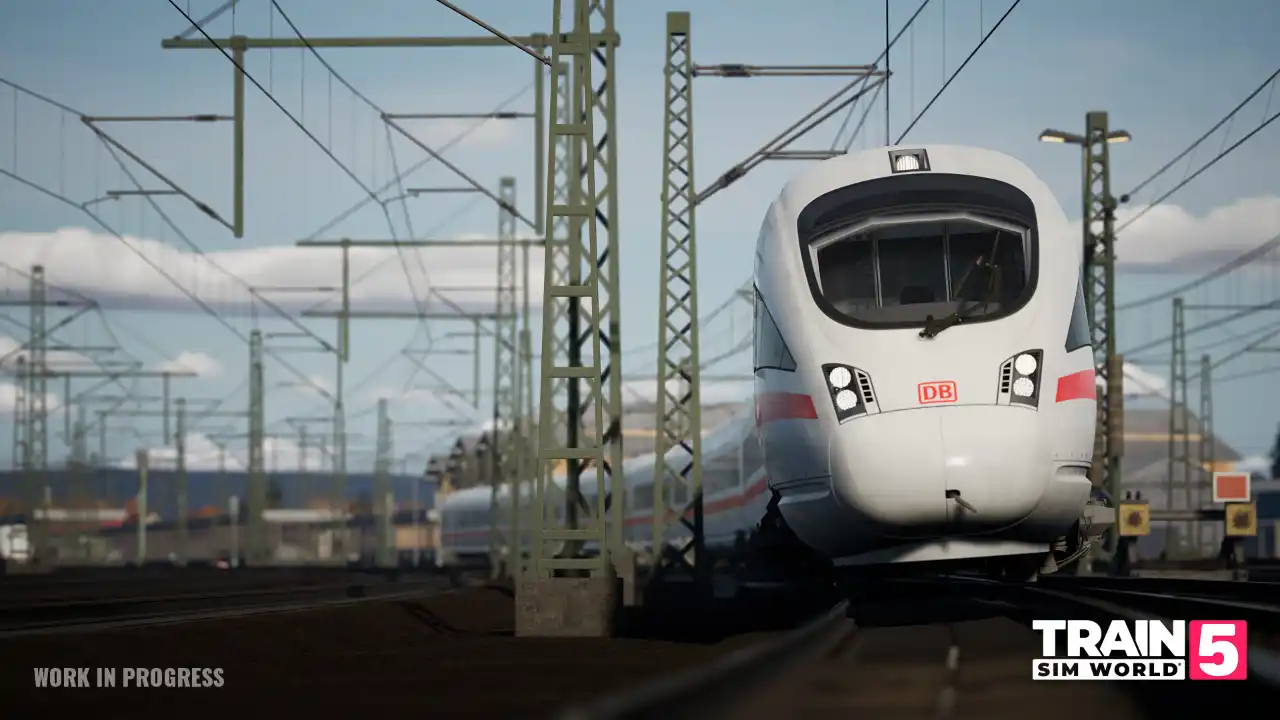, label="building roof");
[1119,407,1243,536]
[1122,407,1241,485]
